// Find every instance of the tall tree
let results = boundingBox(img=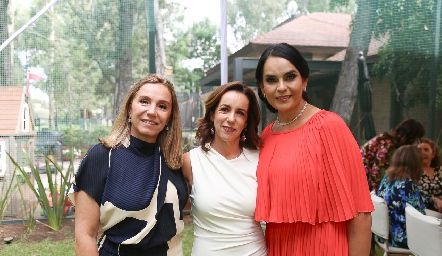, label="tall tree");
[372,0,440,108]
[0,0,13,86]
[167,18,221,92]
[227,0,287,46]
[114,0,136,118]
[330,0,376,123]
[153,0,166,75]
